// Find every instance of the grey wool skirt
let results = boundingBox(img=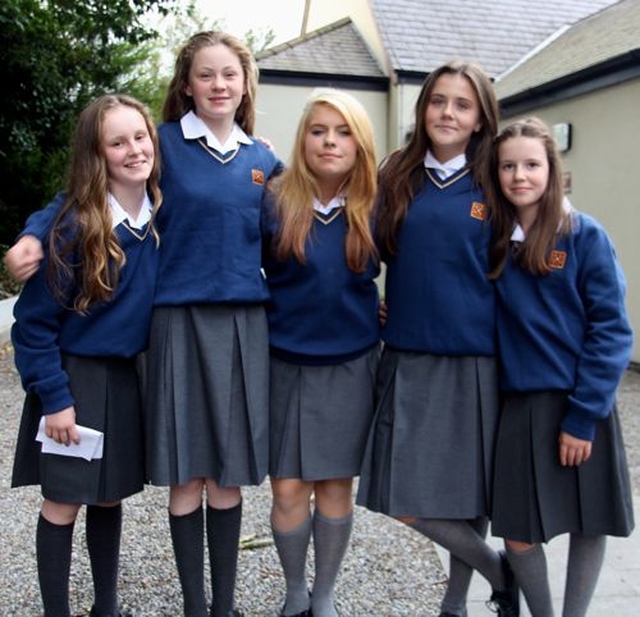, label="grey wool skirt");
[491,391,634,543]
[269,346,379,481]
[356,347,500,519]
[12,354,145,504]
[144,304,269,488]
